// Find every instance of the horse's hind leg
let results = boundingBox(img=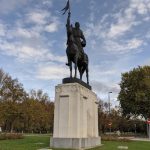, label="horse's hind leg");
[86,66,89,85]
[74,65,77,78]
[70,62,72,78]
[78,66,82,80]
